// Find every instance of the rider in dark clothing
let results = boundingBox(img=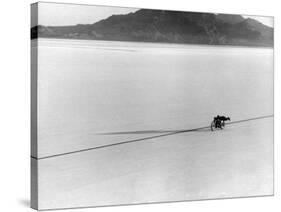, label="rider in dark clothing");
[214,115,222,128]
[214,115,231,129]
